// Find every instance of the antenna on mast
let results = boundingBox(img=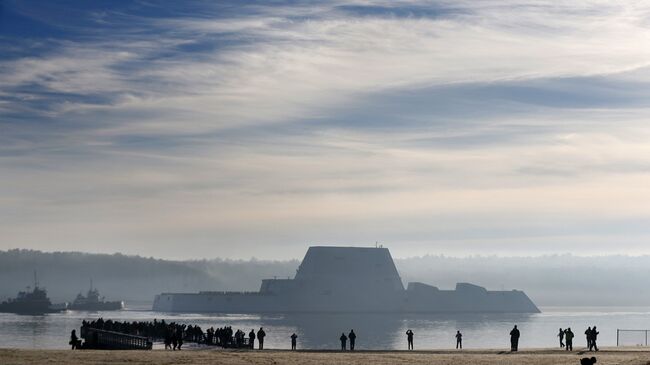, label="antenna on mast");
[33,270,39,288]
